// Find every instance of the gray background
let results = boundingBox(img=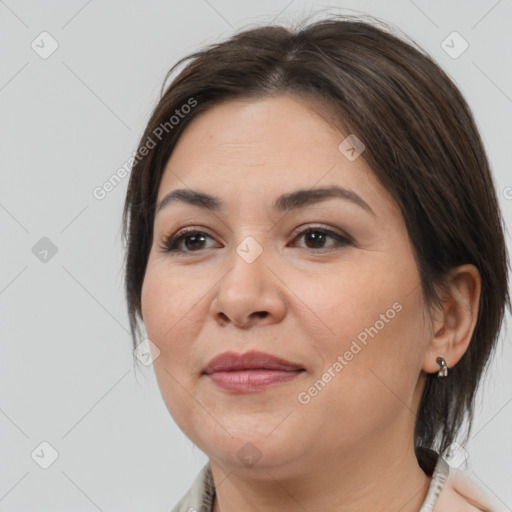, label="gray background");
[1,0,511,510]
